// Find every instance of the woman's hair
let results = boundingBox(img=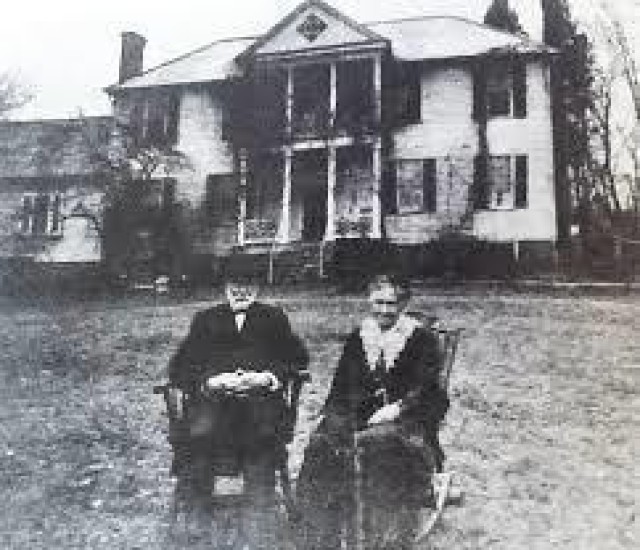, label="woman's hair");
[367,273,411,303]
